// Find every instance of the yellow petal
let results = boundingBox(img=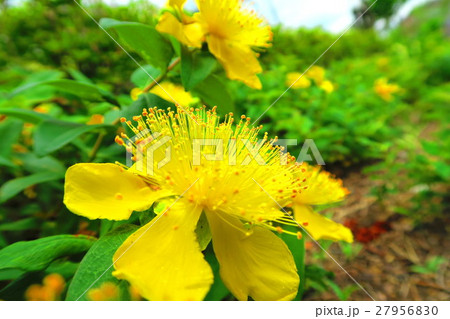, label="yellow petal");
[207,35,262,89]
[206,210,299,301]
[64,163,159,221]
[156,12,203,48]
[113,201,213,301]
[295,164,349,205]
[293,204,353,243]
